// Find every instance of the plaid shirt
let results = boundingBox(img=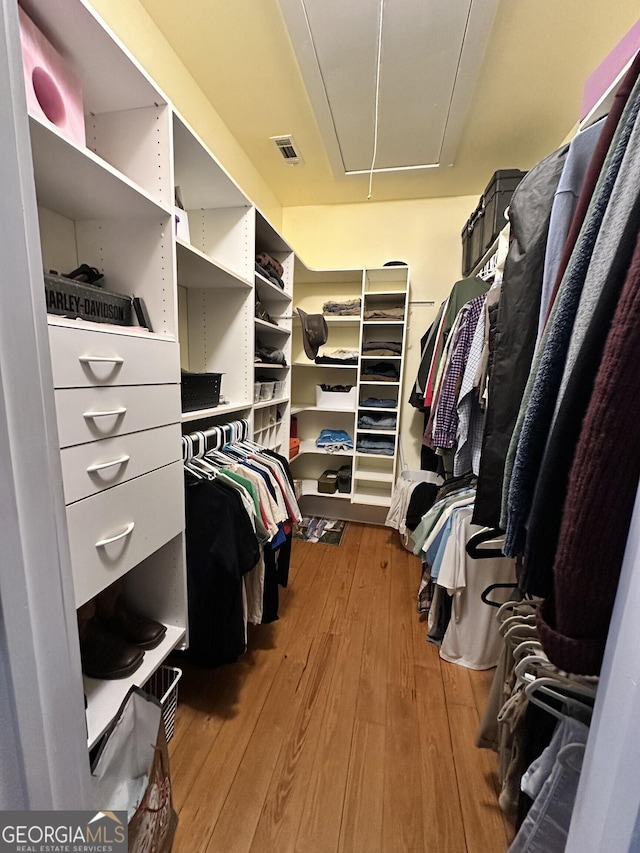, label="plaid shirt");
[432,294,486,449]
[454,296,488,475]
